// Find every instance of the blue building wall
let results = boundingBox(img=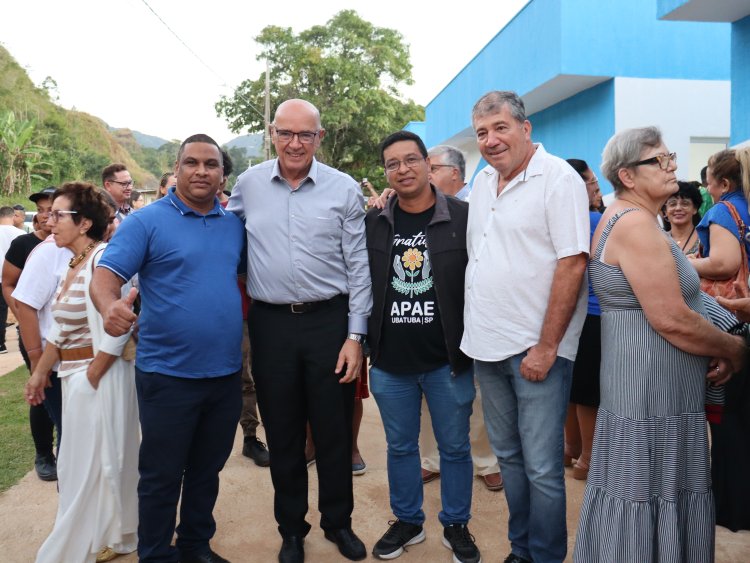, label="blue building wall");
[656,0,691,19]
[530,80,616,194]
[425,0,730,147]
[731,15,750,145]
[403,121,427,143]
